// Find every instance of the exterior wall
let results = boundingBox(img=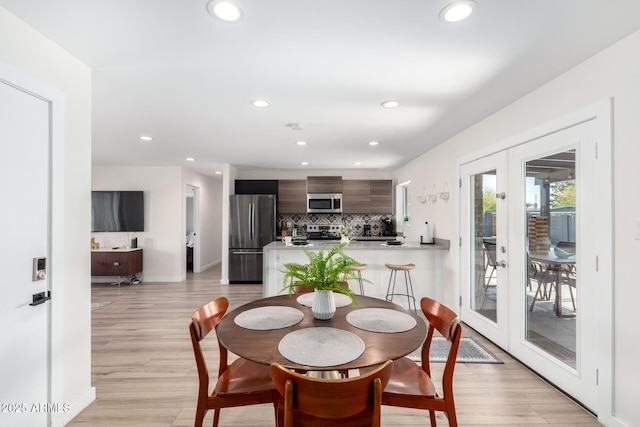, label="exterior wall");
[0,7,93,425]
[393,29,640,426]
